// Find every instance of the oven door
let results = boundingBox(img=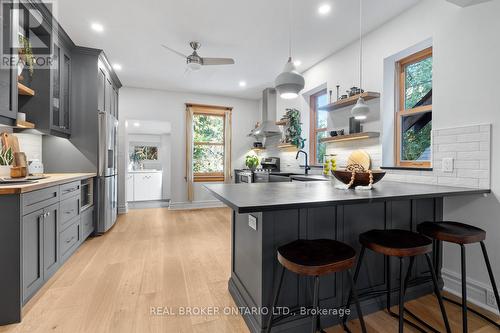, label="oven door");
[253,173,269,183]
[240,173,253,183]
